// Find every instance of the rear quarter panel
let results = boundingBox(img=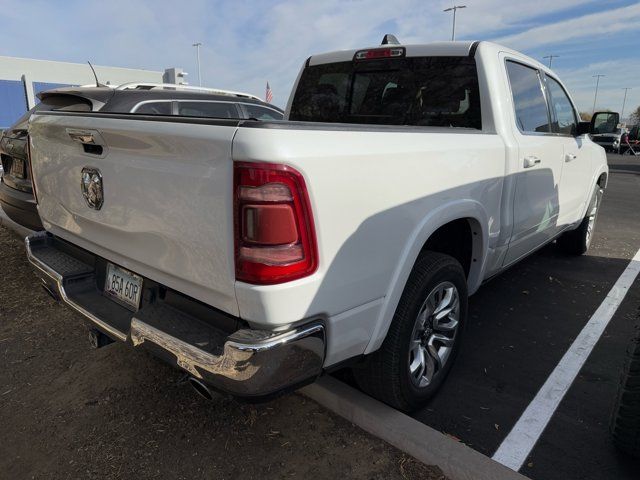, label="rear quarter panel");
[233,125,506,364]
